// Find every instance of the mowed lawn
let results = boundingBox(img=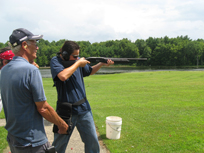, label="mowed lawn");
[1,71,204,153]
[84,71,204,153]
